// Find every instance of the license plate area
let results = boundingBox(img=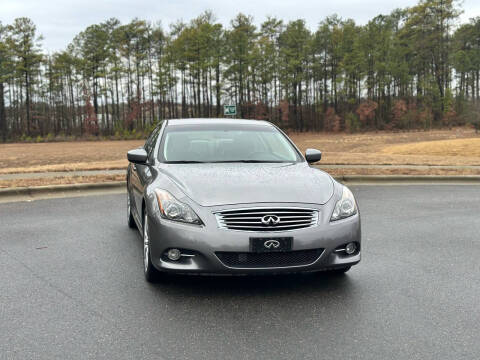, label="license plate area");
[250,237,293,253]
